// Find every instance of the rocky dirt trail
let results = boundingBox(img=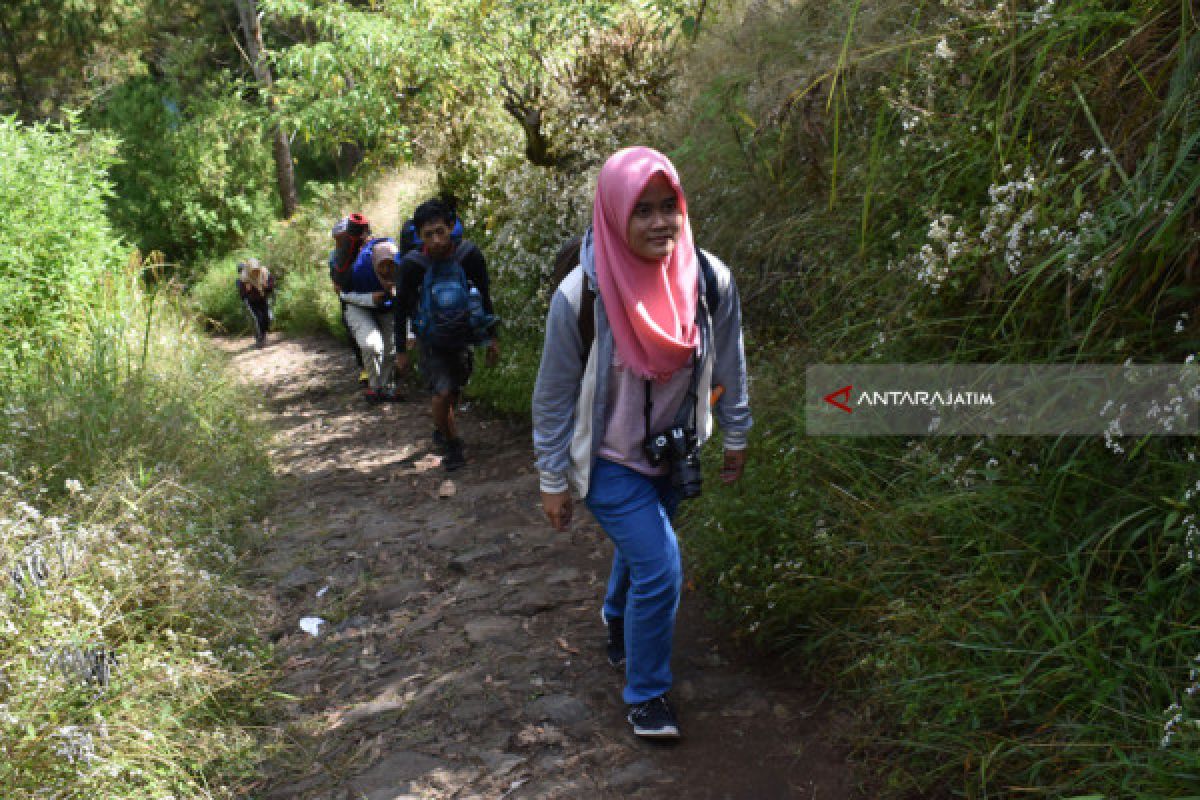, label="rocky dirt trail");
[216,333,866,800]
